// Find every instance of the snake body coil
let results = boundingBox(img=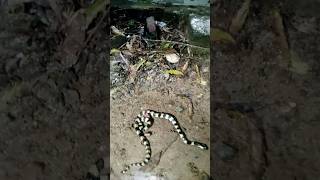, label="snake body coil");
[121,109,208,174]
